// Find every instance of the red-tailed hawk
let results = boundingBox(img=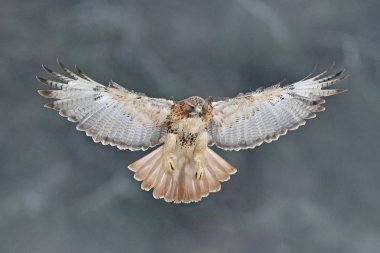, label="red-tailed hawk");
[37,60,346,204]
